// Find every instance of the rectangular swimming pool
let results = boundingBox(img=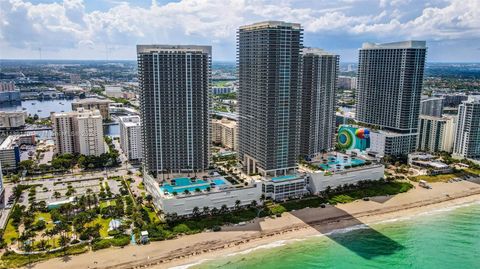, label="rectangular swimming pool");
[318,156,366,171]
[160,177,227,194]
[271,175,300,182]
